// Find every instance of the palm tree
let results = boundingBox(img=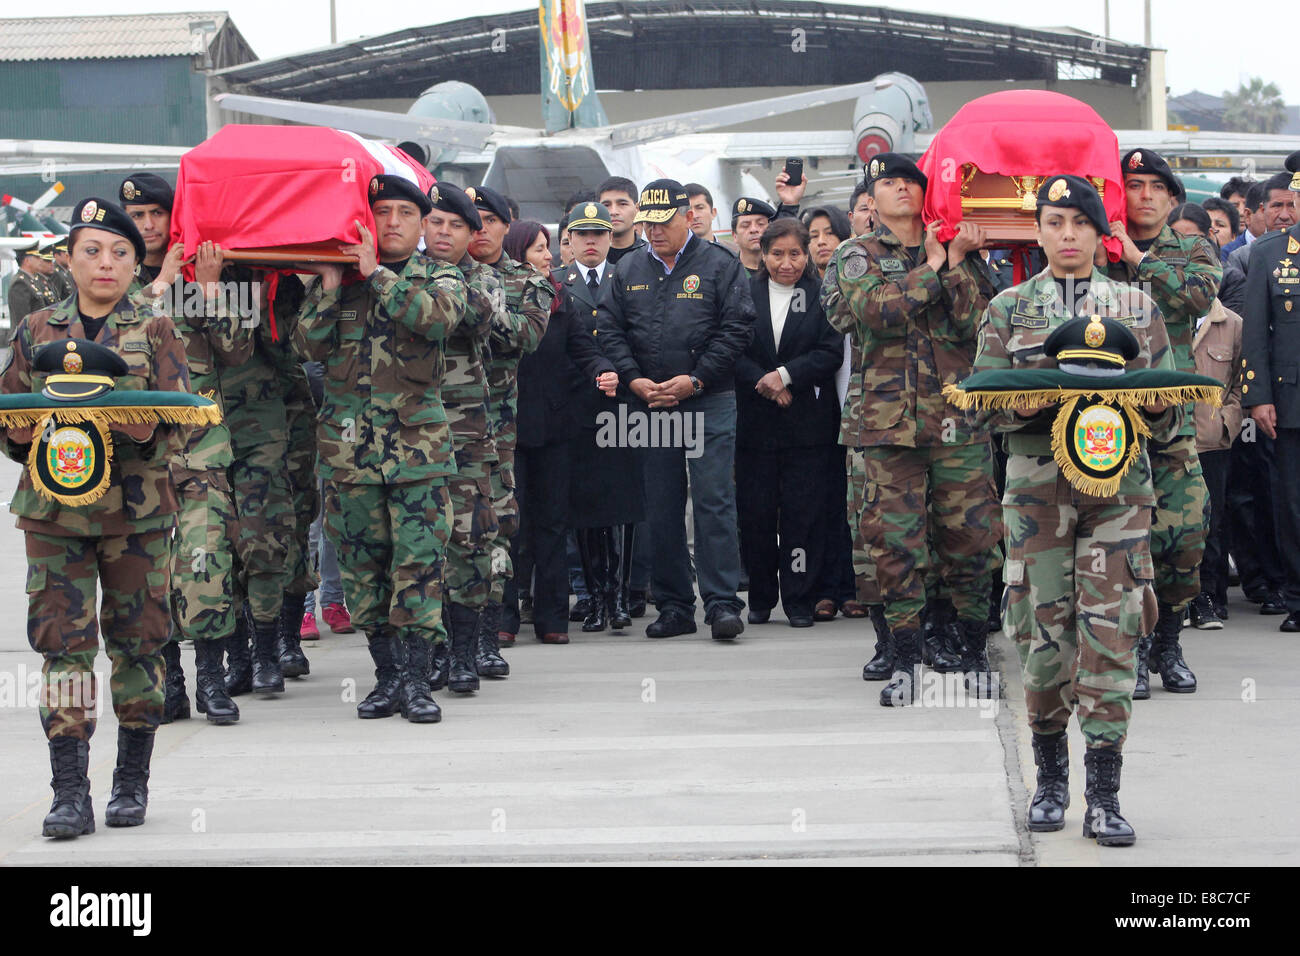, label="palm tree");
[1222,78,1287,134]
